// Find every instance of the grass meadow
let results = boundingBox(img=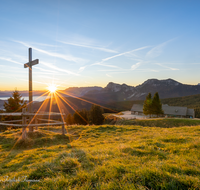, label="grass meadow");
[0,120,200,189]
